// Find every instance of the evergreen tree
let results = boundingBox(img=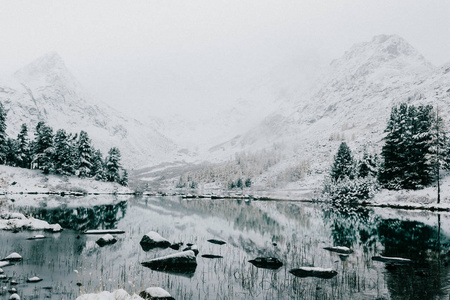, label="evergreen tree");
[77,131,93,177]
[53,129,75,175]
[245,178,252,187]
[330,142,354,181]
[32,122,54,174]
[358,152,378,178]
[105,147,121,182]
[5,138,18,166]
[0,102,7,164]
[91,148,106,181]
[119,168,128,186]
[16,123,31,168]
